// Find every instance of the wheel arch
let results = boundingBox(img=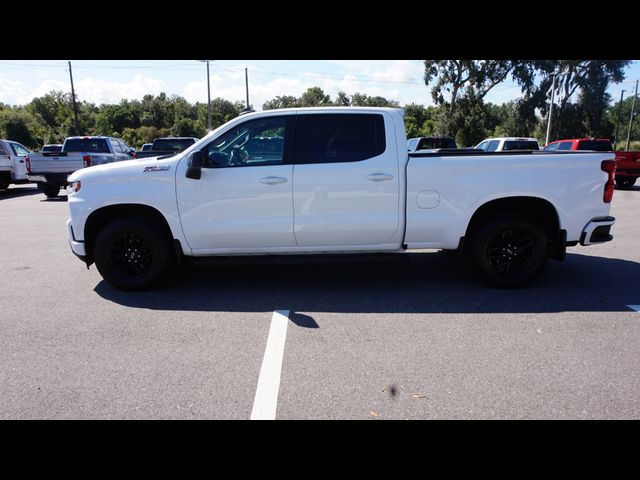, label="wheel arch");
[463,196,565,261]
[84,203,179,266]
